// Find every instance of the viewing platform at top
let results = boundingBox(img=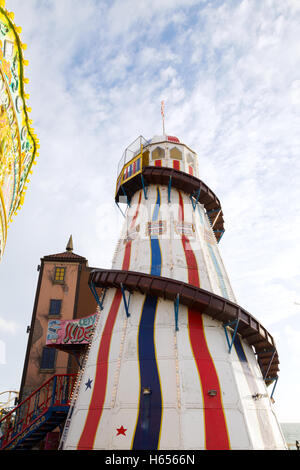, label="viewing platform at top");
[115,135,225,243]
[116,134,199,195]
